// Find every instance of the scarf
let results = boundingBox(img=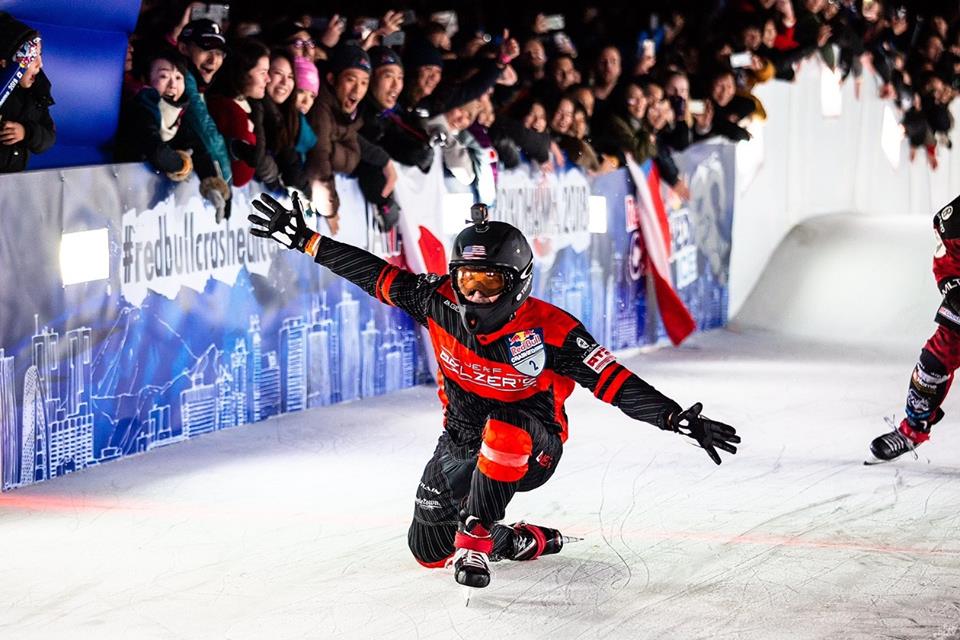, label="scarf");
[0,36,41,112]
